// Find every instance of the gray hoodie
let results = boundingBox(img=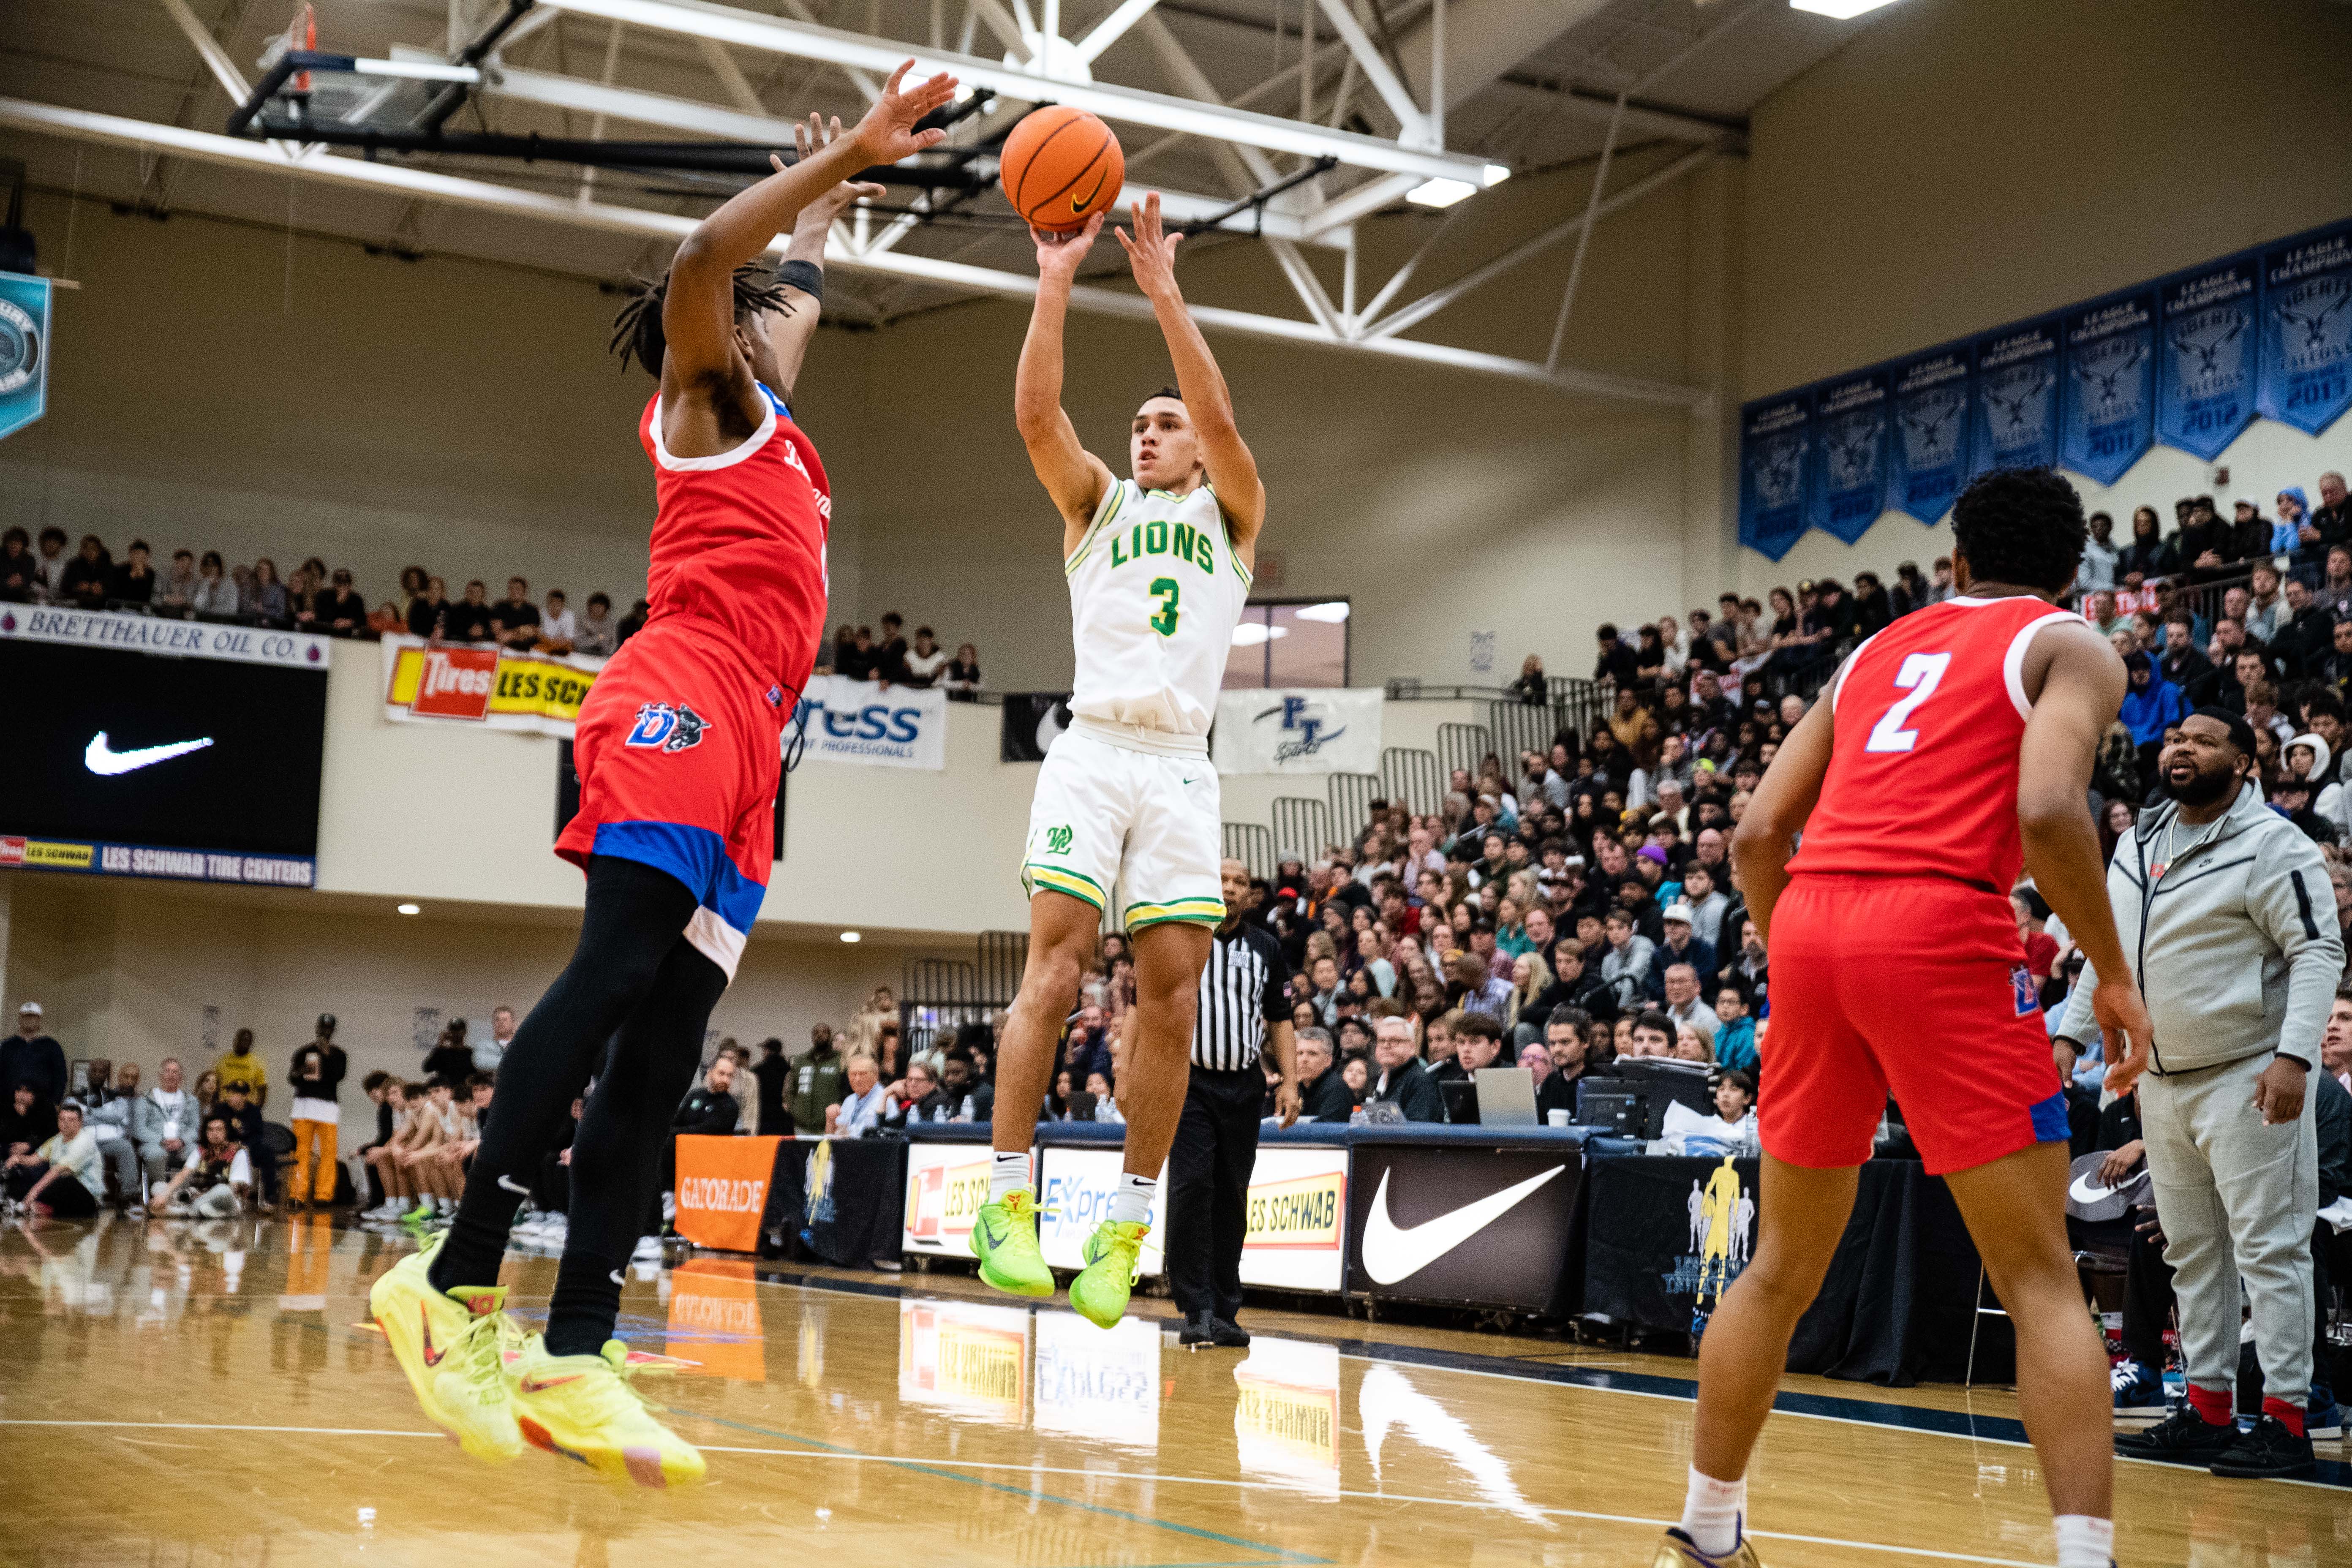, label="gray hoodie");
[2056,779,2341,1073]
